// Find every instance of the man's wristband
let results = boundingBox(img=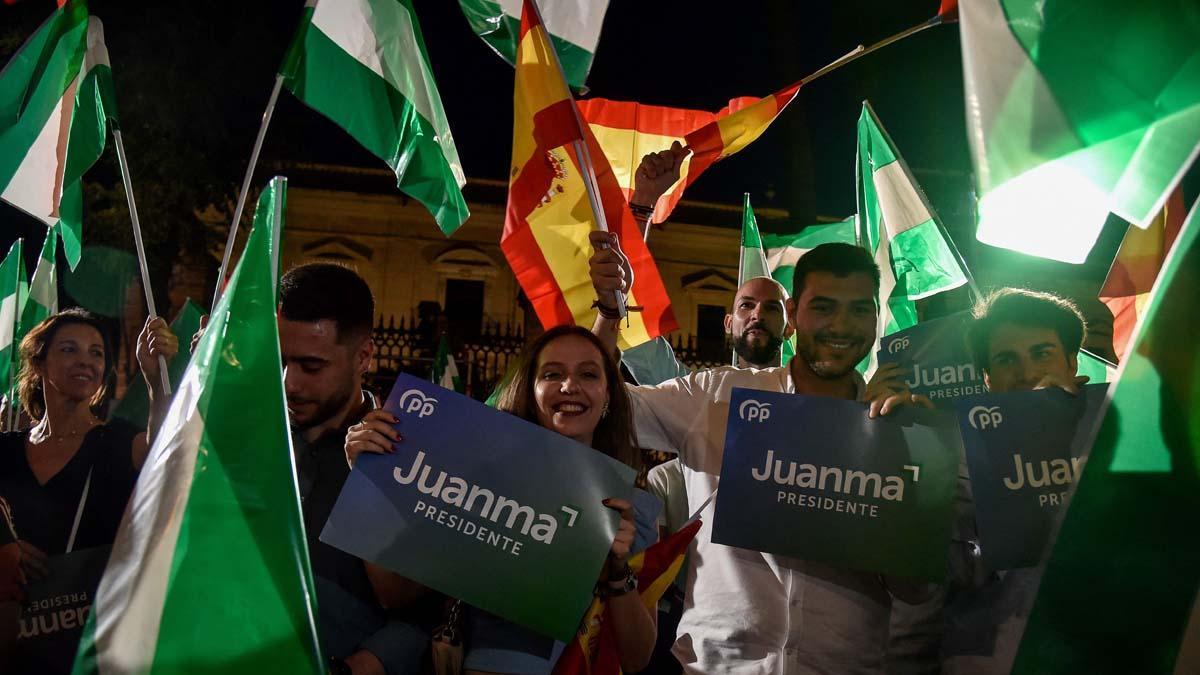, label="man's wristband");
[598,562,638,598]
[629,202,654,221]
